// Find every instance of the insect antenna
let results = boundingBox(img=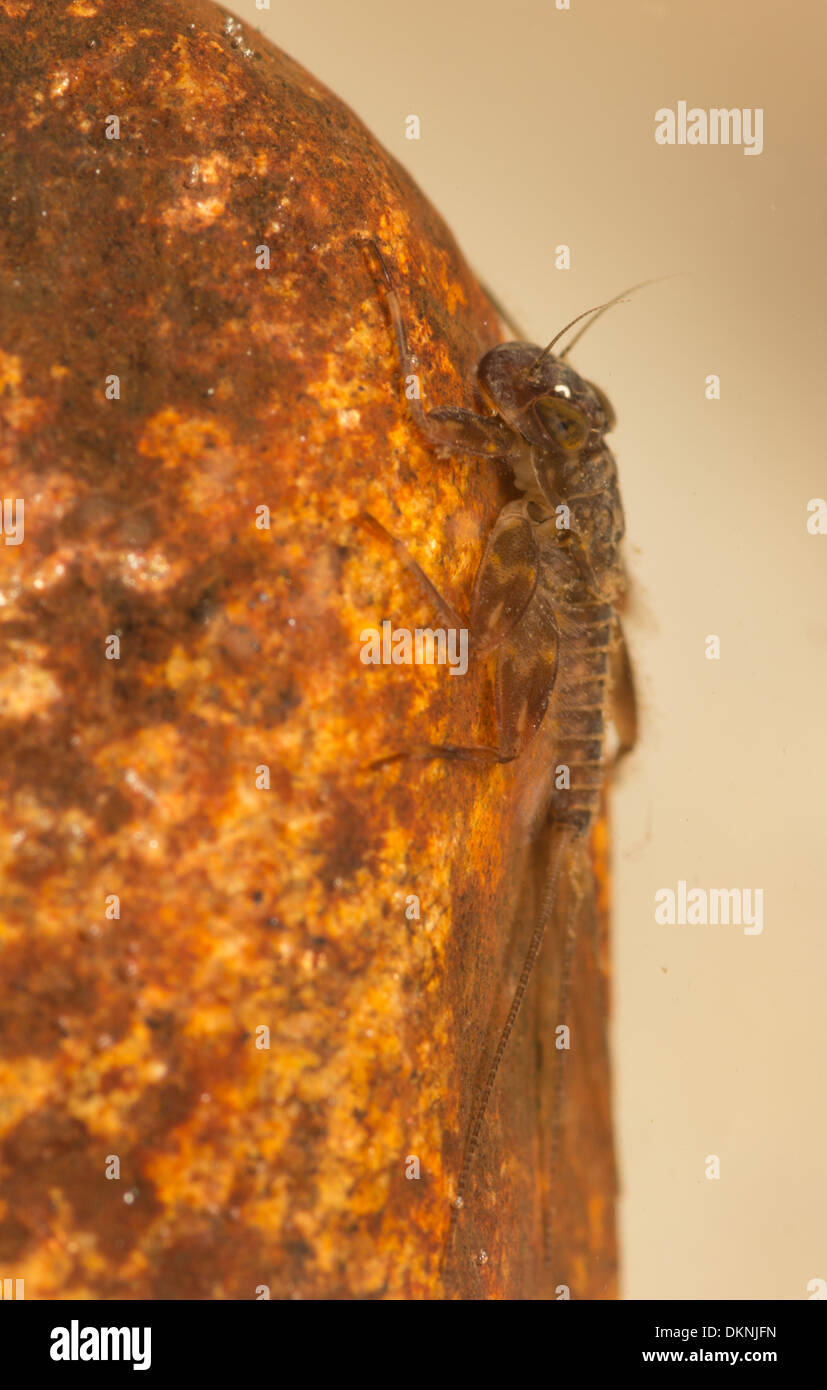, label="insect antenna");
[530,273,682,373]
[528,299,627,375]
[558,274,680,359]
[443,821,576,1274]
